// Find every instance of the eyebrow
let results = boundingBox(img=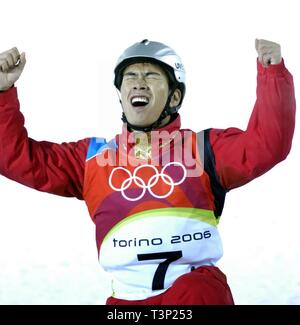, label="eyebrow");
[124,71,161,76]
